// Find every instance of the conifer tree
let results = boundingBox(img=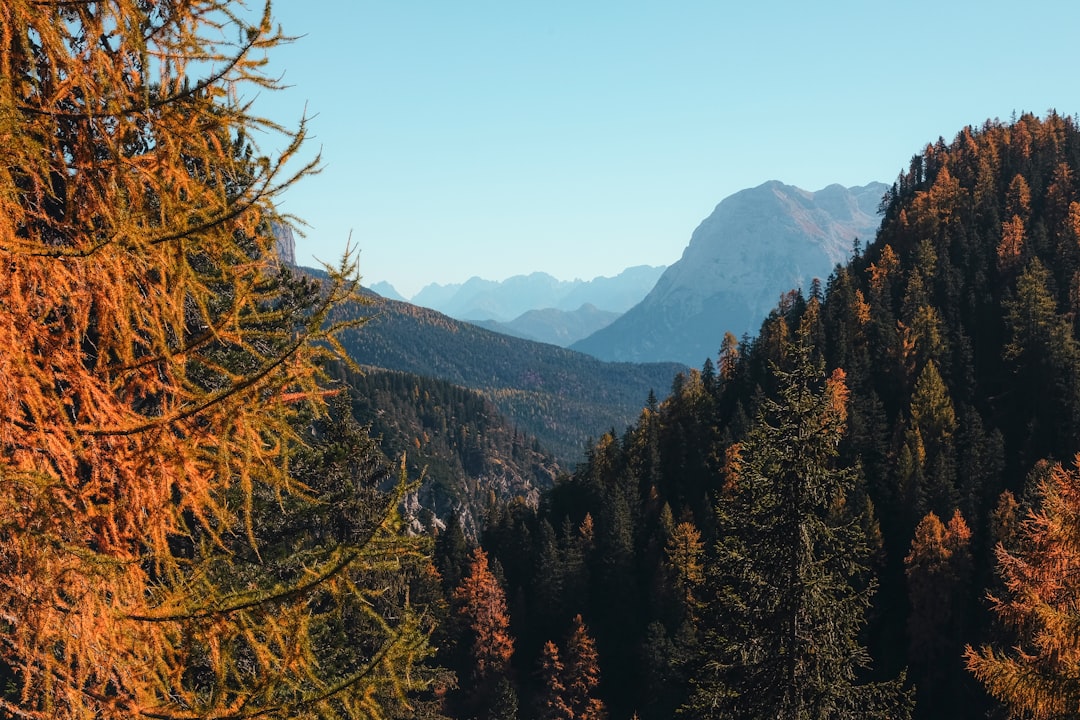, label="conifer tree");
[684,325,911,720]
[563,614,607,720]
[0,2,435,718]
[905,510,974,714]
[965,455,1080,718]
[453,547,516,713]
[535,615,607,720]
[538,641,572,720]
